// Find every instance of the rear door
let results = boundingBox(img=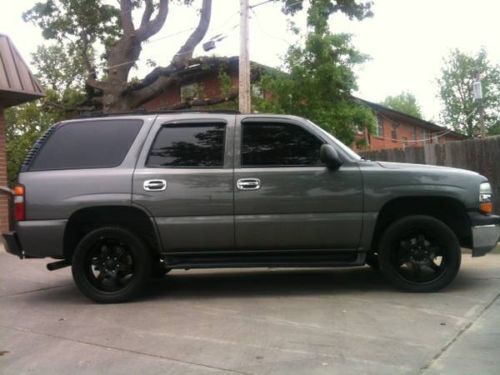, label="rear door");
[234,116,363,251]
[132,115,235,252]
